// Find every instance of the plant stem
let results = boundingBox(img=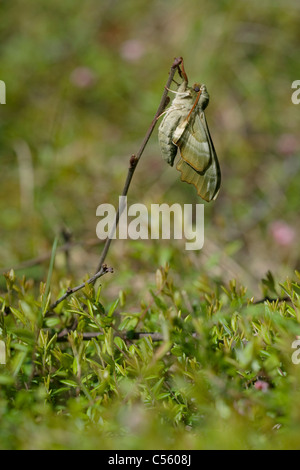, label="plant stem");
[94,57,183,274]
[44,57,183,315]
[45,264,113,315]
